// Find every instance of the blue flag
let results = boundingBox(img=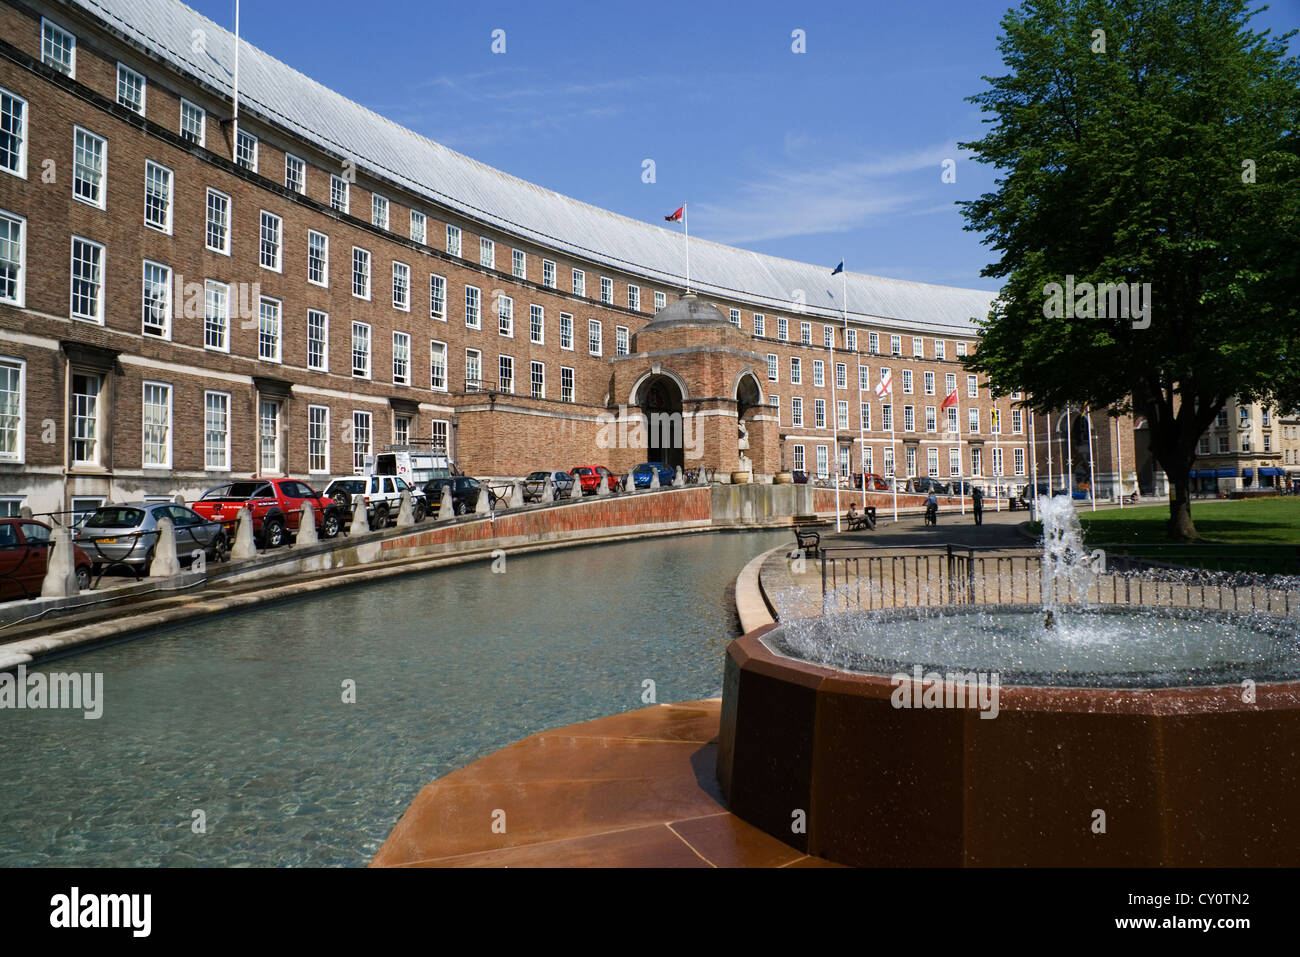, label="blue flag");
[831,261,843,276]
